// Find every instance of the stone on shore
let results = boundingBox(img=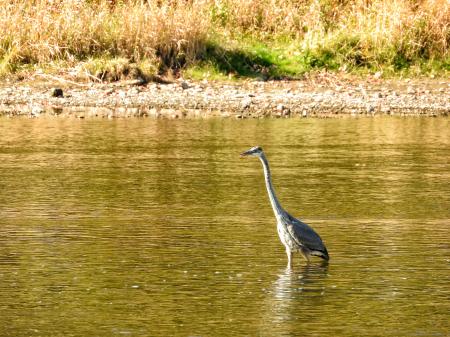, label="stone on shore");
[0,77,448,118]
